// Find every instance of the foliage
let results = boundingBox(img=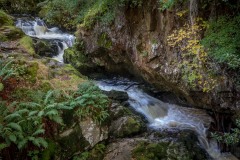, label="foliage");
[0,9,13,27]
[167,19,216,92]
[40,0,143,30]
[0,60,15,81]
[19,36,35,55]
[65,82,110,124]
[0,0,45,13]
[158,0,175,11]
[97,33,112,49]
[202,15,240,69]
[211,119,240,145]
[0,90,67,151]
